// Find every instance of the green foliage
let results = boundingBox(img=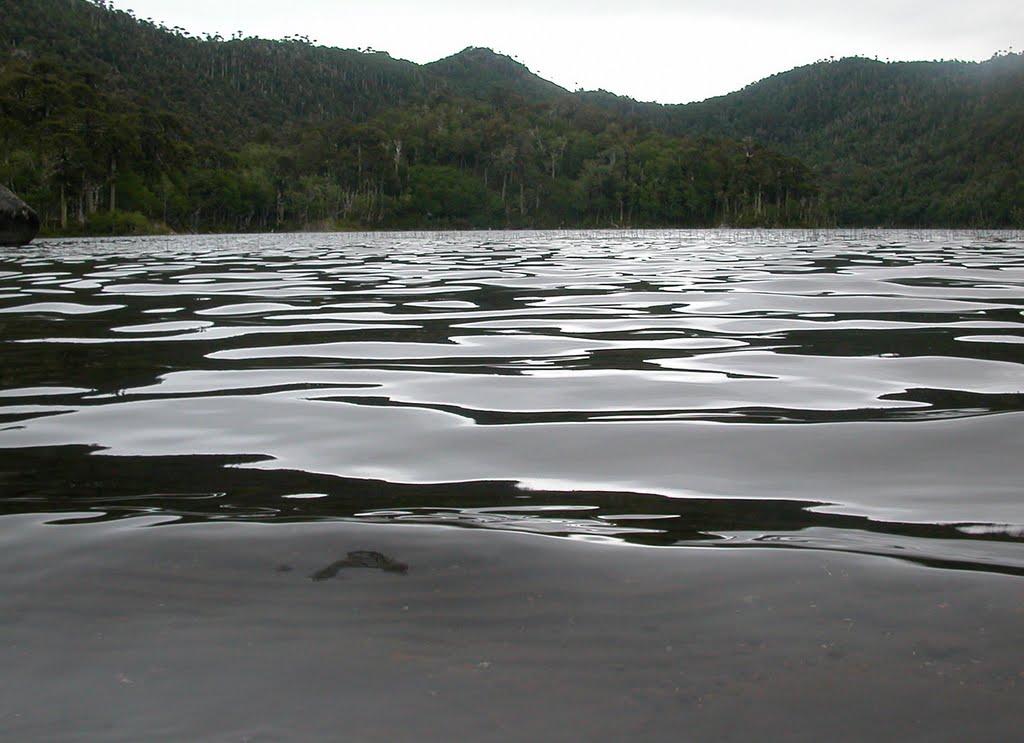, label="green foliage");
[405,165,499,226]
[82,210,169,235]
[602,55,1024,227]
[1,0,1018,233]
